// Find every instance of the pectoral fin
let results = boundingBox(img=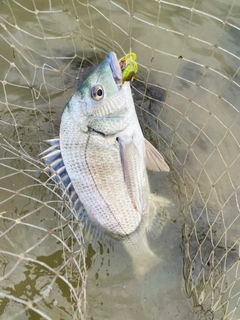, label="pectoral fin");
[117,137,131,182]
[117,137,147,214]
[145,139,170,172]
